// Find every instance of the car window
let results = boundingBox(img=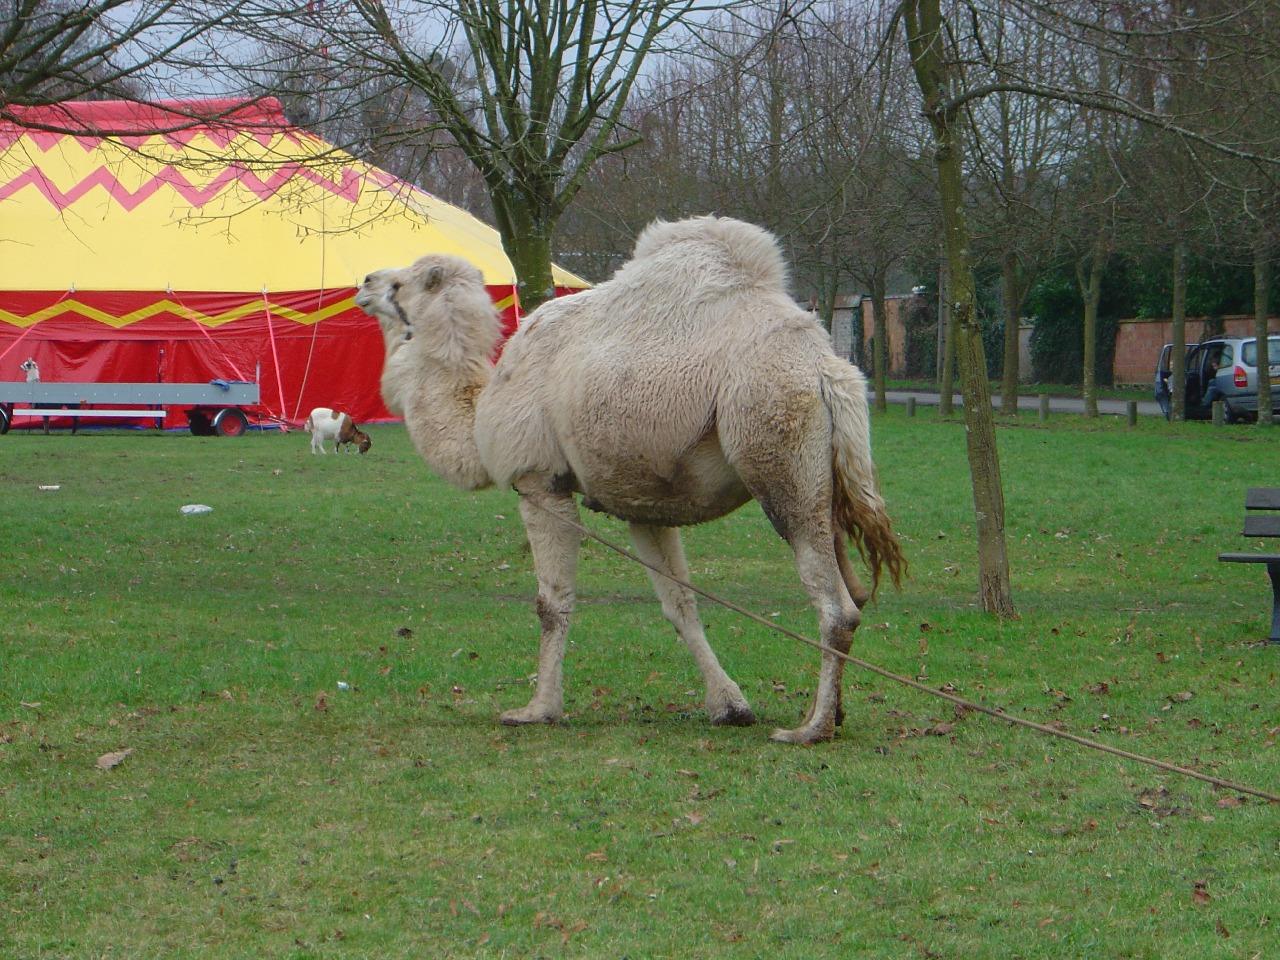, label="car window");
[1242,337,1280,367]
